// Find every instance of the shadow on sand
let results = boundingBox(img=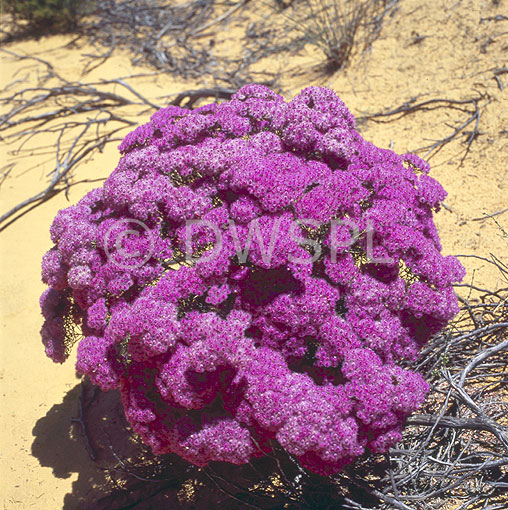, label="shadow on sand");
[31,379,117,508]
[31,378,183,509]
[31,378,367,509]
[31,378,231,509]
